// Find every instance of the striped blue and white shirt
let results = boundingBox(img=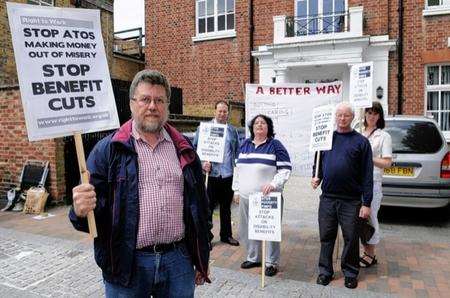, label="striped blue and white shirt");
[232,137,292,199]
